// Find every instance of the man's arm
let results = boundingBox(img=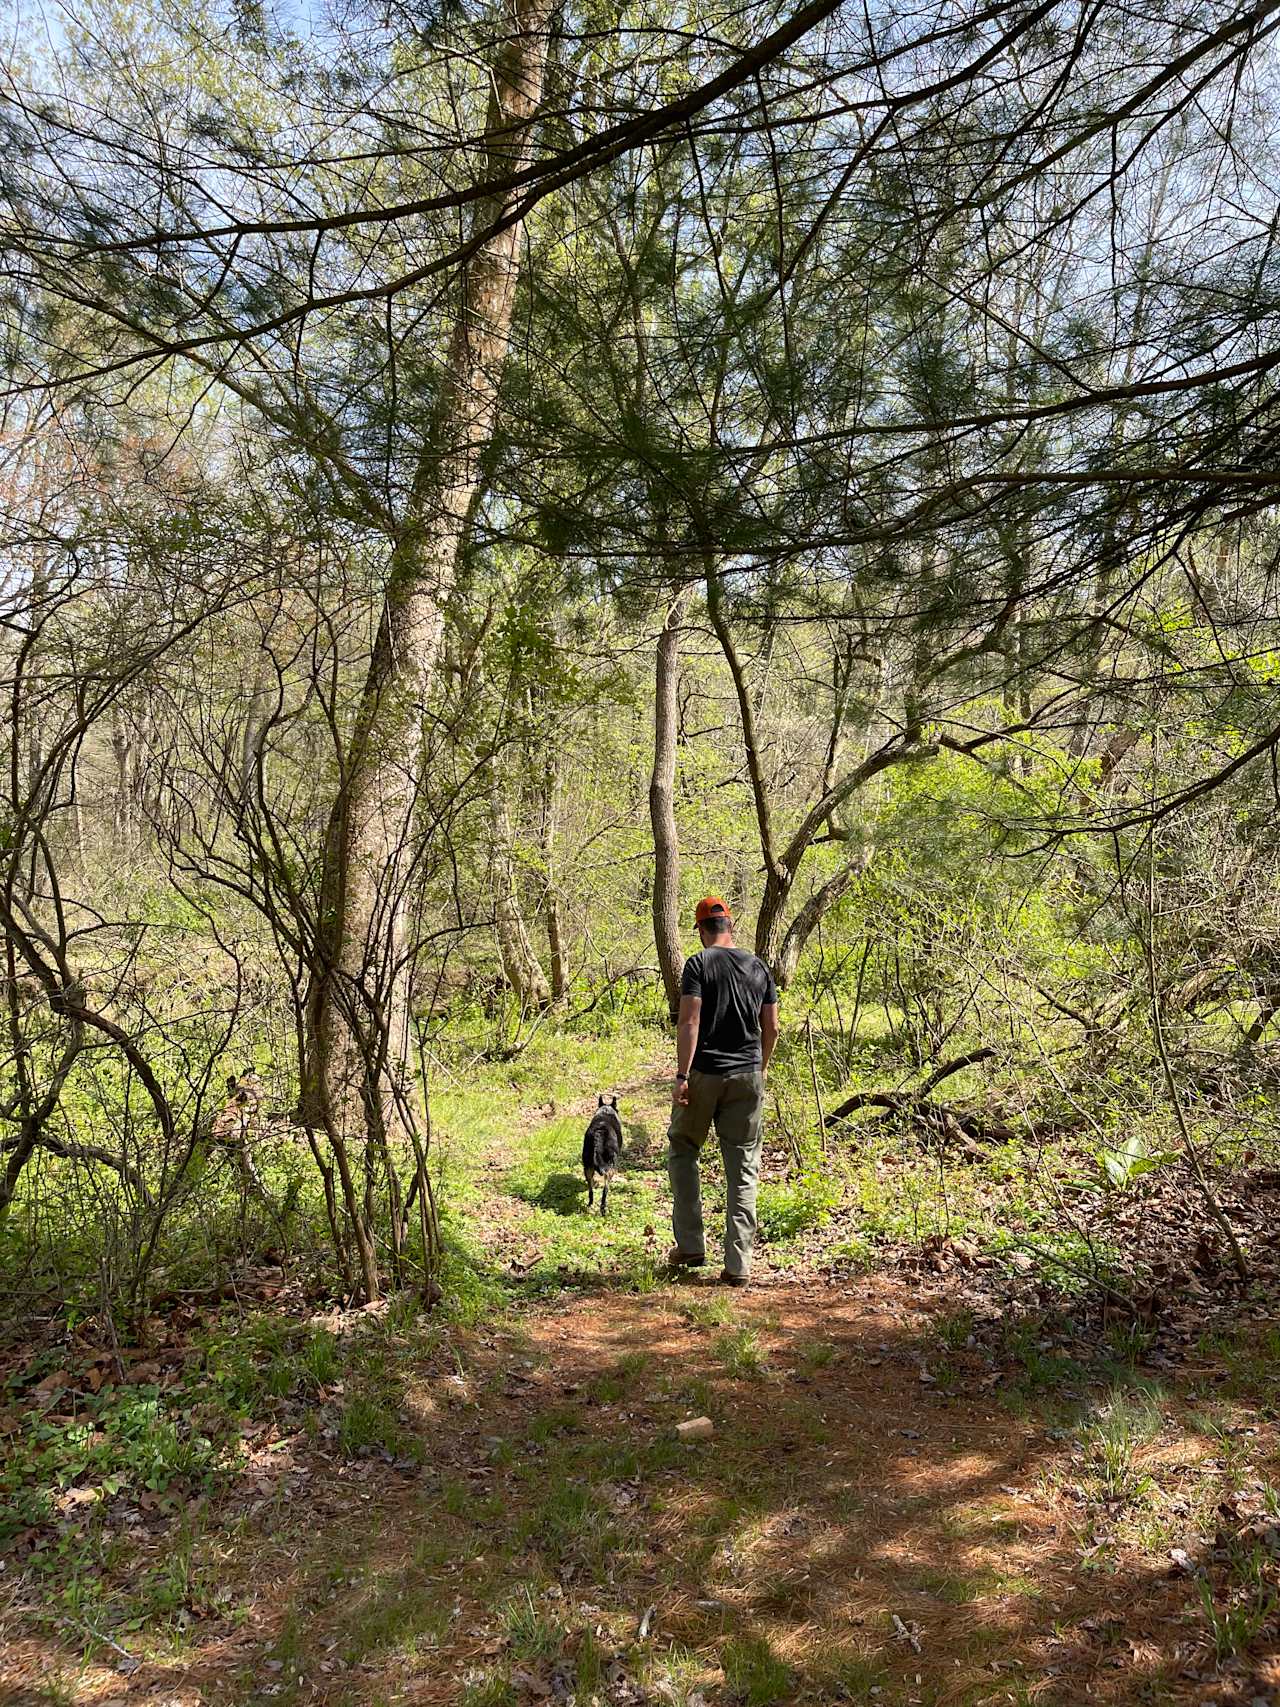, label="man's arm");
[760,1002,779,1072]
[674,994,701,1105]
